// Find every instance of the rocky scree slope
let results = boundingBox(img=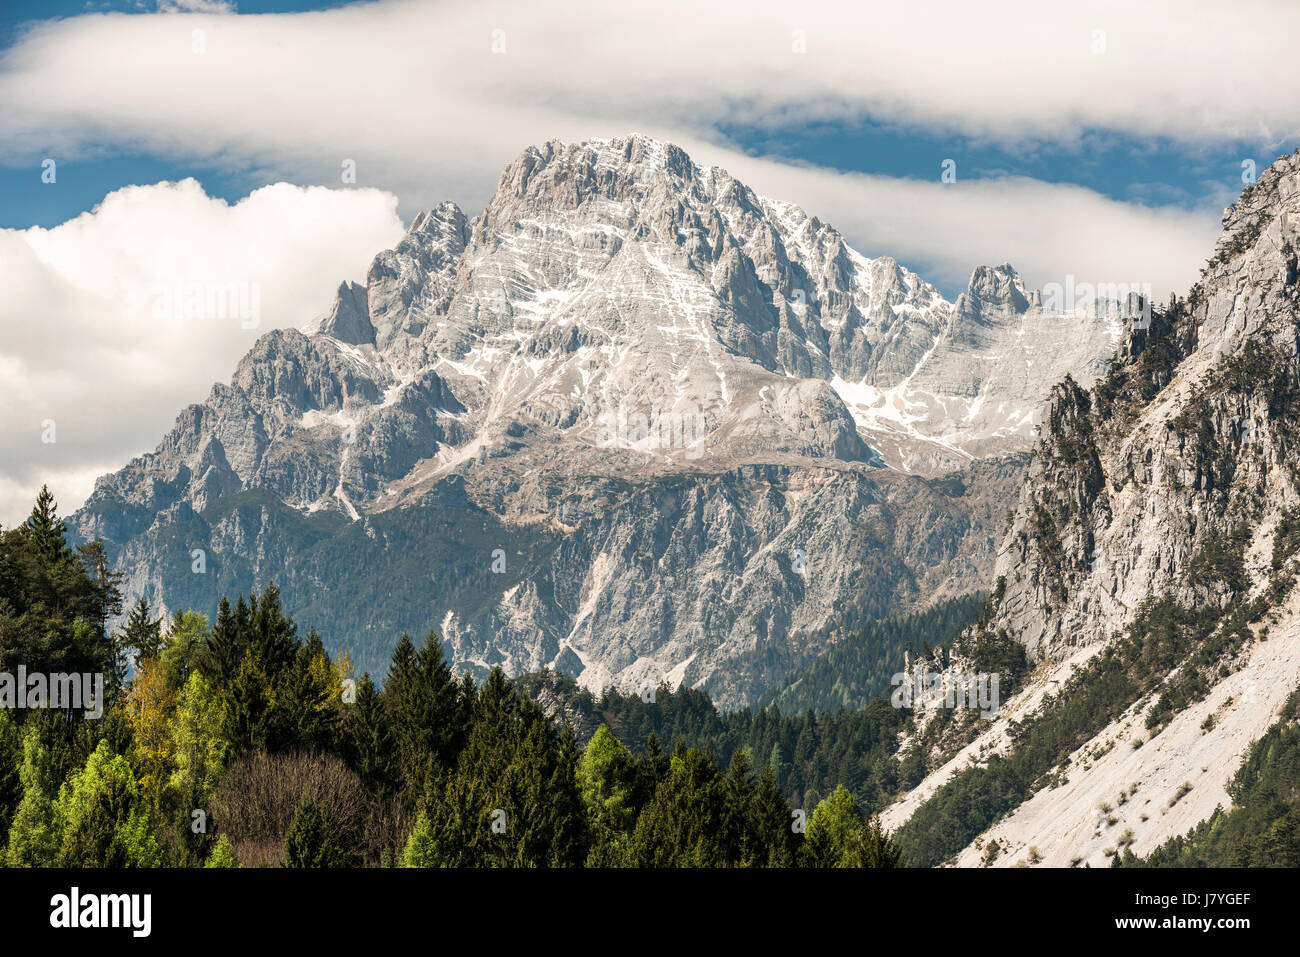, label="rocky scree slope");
[881,149,1300,866]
